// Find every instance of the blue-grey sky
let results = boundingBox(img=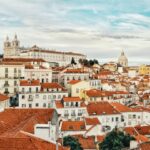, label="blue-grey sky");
[0,0,150,65]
